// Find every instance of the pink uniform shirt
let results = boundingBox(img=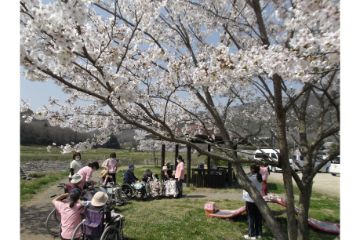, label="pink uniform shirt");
[53,201,84,239]
[102,158,118,173]
[259,166,269,181]
[77,166,94,189]
[175,161,185,180]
